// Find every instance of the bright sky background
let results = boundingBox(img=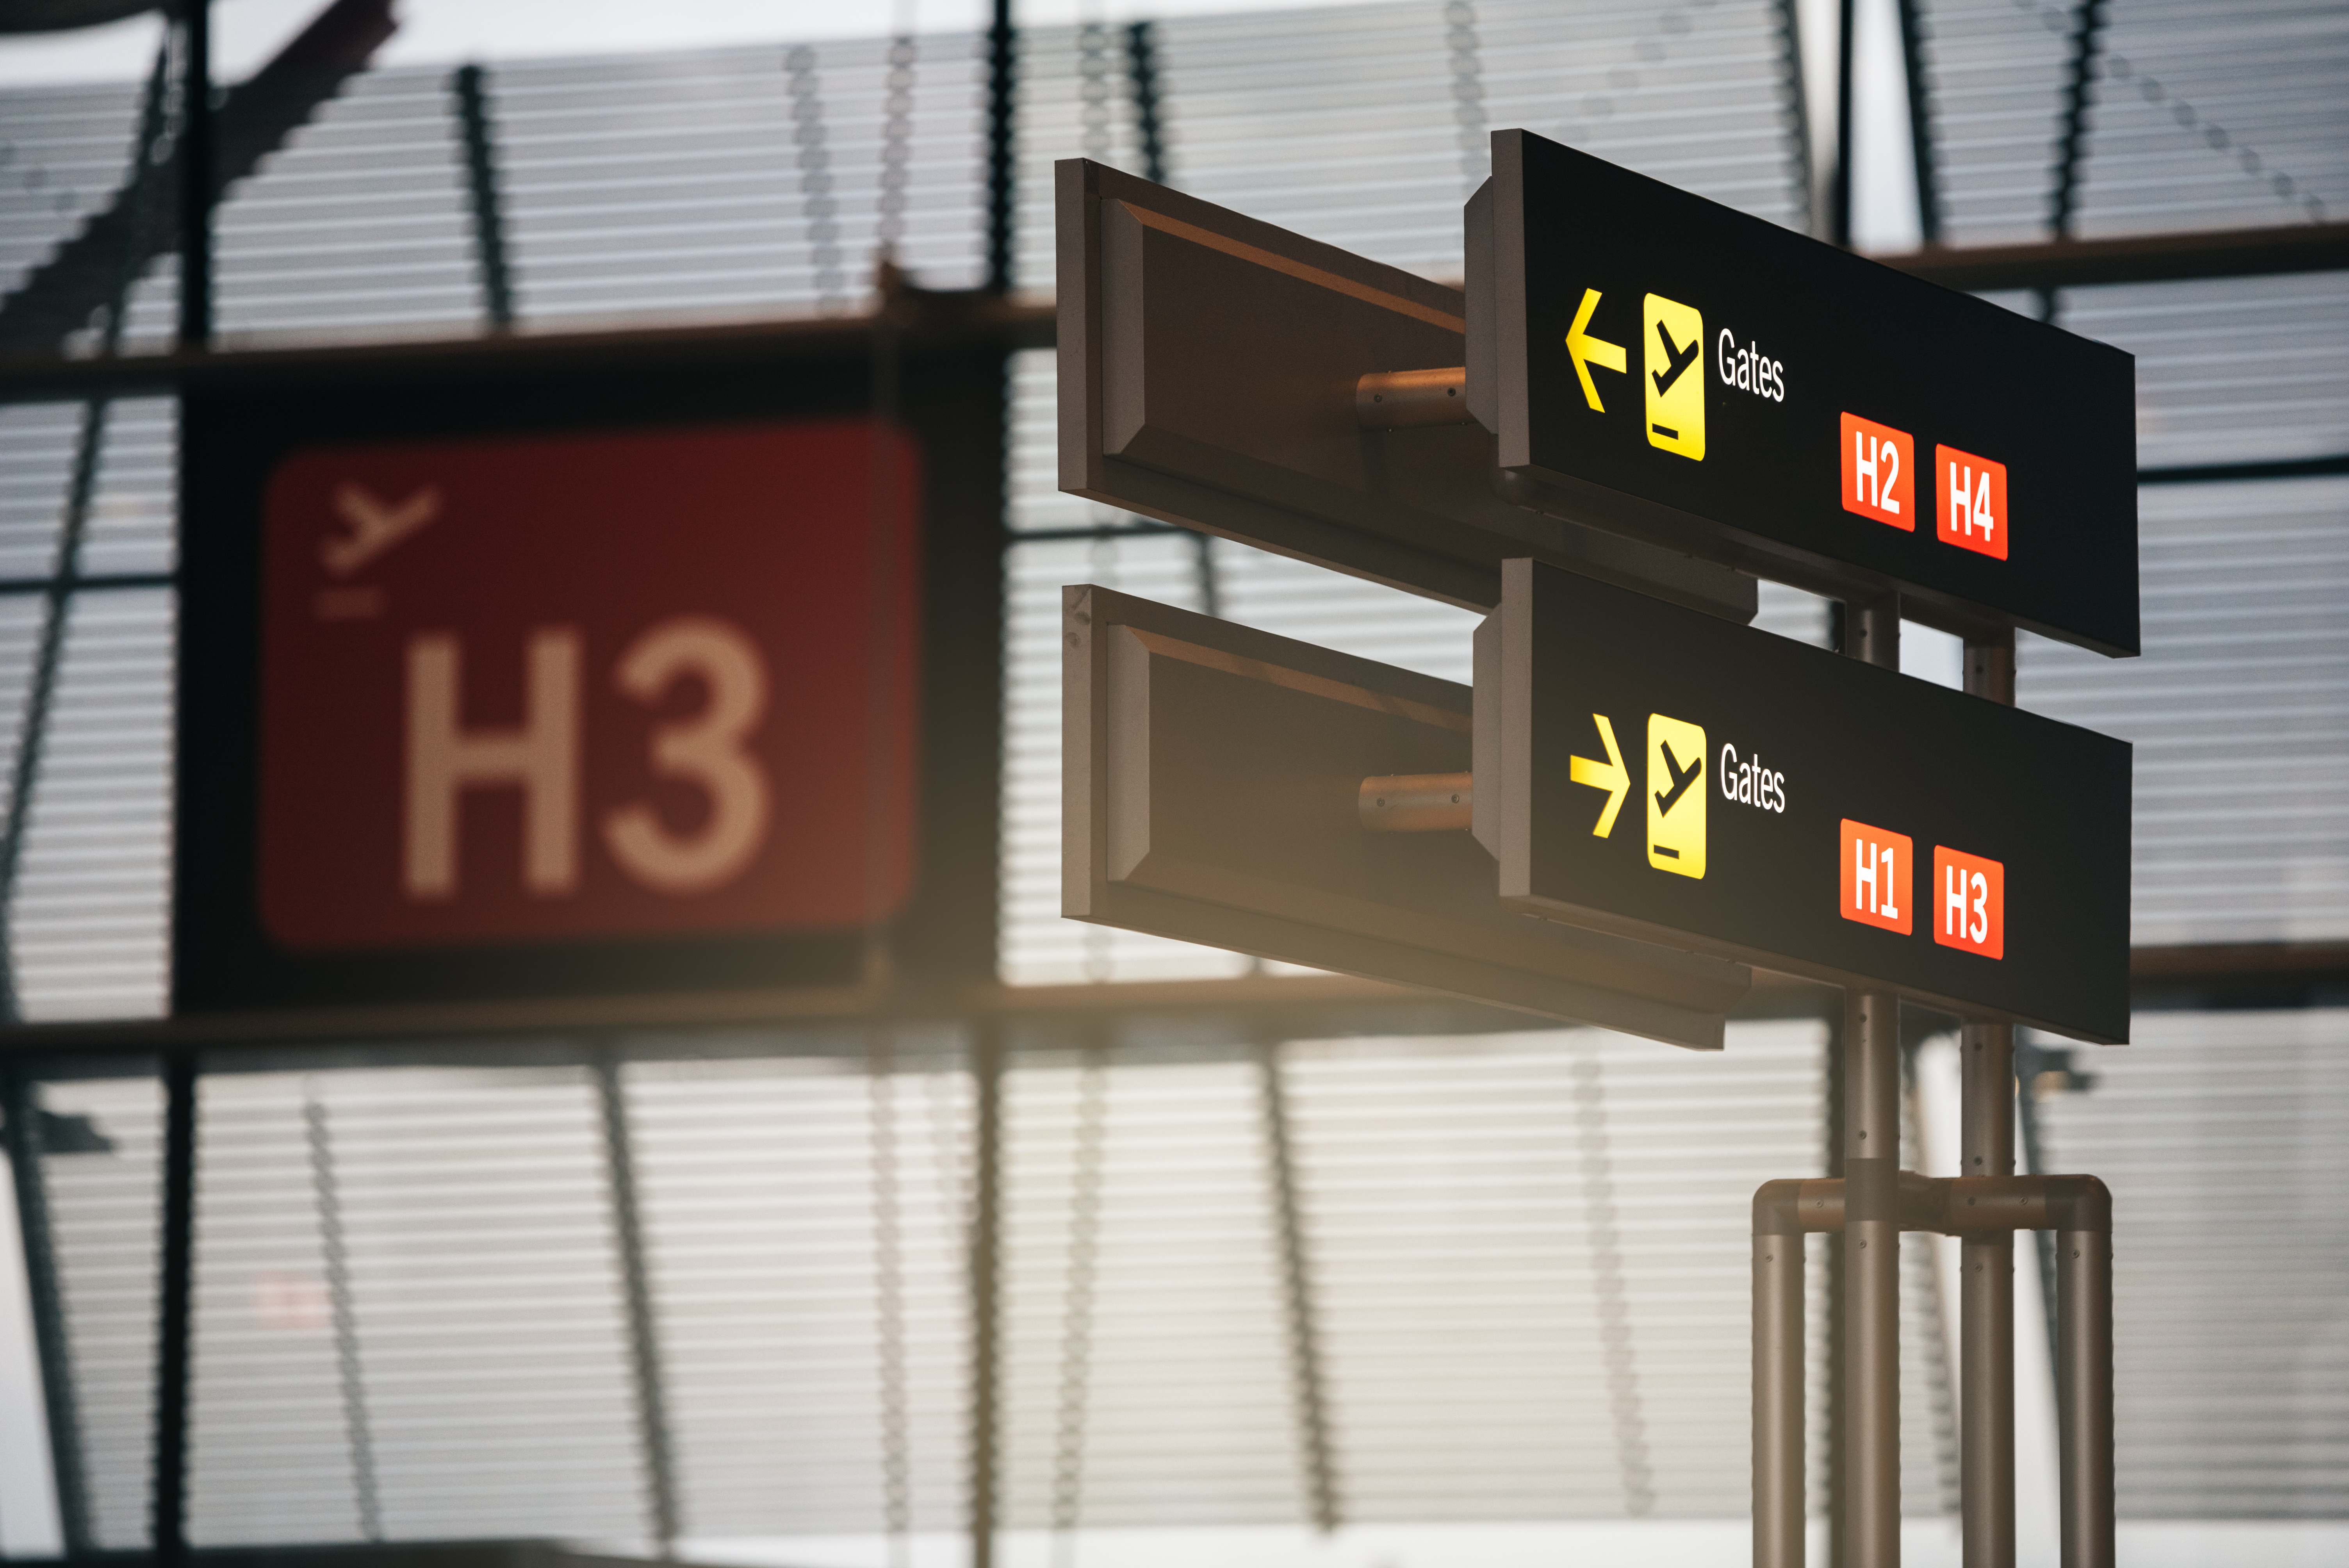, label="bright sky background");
[0,0,1926,249]
[1,0,1376,86]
